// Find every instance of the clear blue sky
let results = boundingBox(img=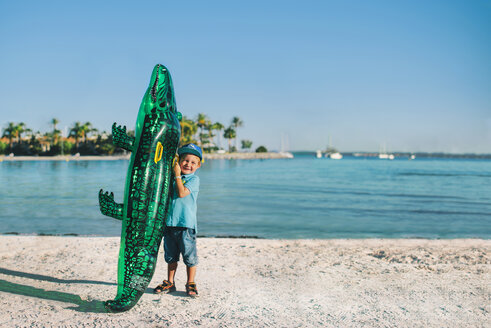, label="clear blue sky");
[1,0,490,153]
